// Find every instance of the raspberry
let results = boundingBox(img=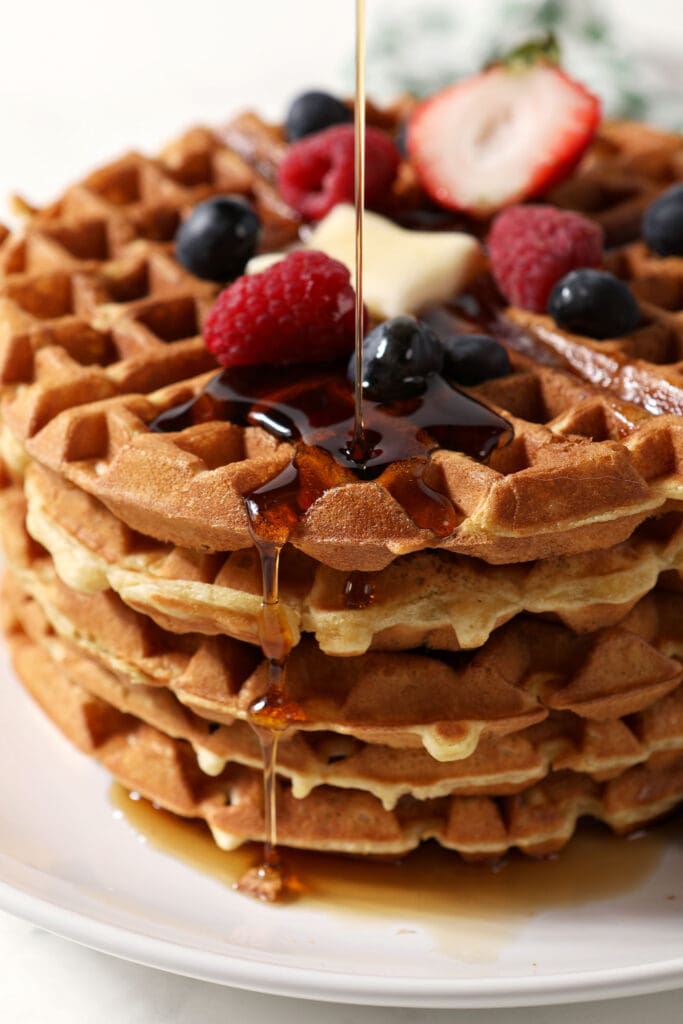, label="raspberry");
[203,250,358,368]
[277,124,400,221]
[487,205,603,313]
